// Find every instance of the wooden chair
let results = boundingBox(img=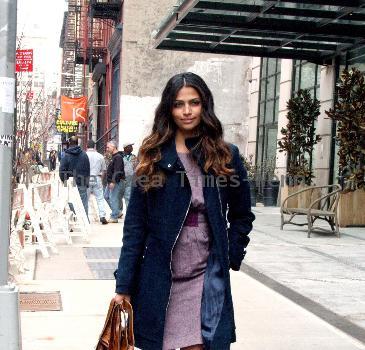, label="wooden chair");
[280,184,342,238]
